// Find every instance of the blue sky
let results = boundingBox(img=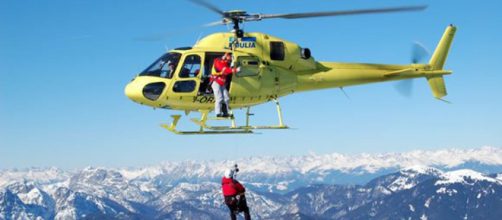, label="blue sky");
[1,0,501,169]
